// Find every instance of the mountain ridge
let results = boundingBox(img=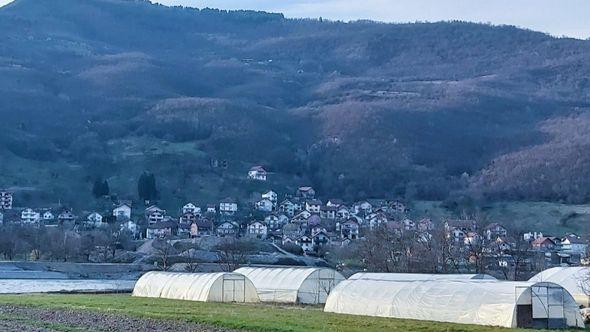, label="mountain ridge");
[1,0,590,208]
